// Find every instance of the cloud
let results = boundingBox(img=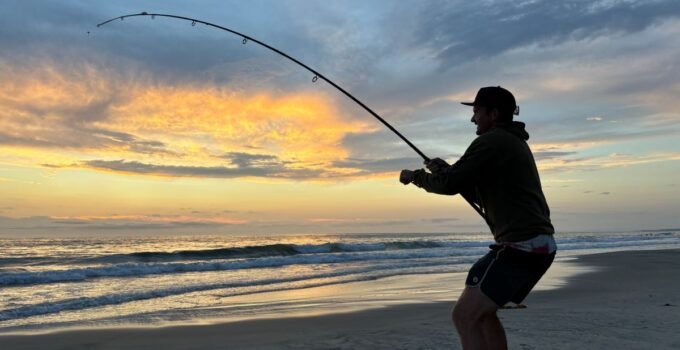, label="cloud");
[77,154,415,180]
[4,1,677,170]
[51,214,247,225]
[1,1,300,81]
[1,1,679,233]
[0,59,379,180]
[422,217,460,223]
[355,3,680,154]
[81,159,323,179]
[0,214,470,236]
[93,82,371,170]
[0,214,248,234]
[306,216,461,227]
[533,151,578,161]
[415,0,680,66]
[0,60,178,157]
[530,123,680,151]
[331,156,422,174]
[537,151,680,172]
[220,152,287,168]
